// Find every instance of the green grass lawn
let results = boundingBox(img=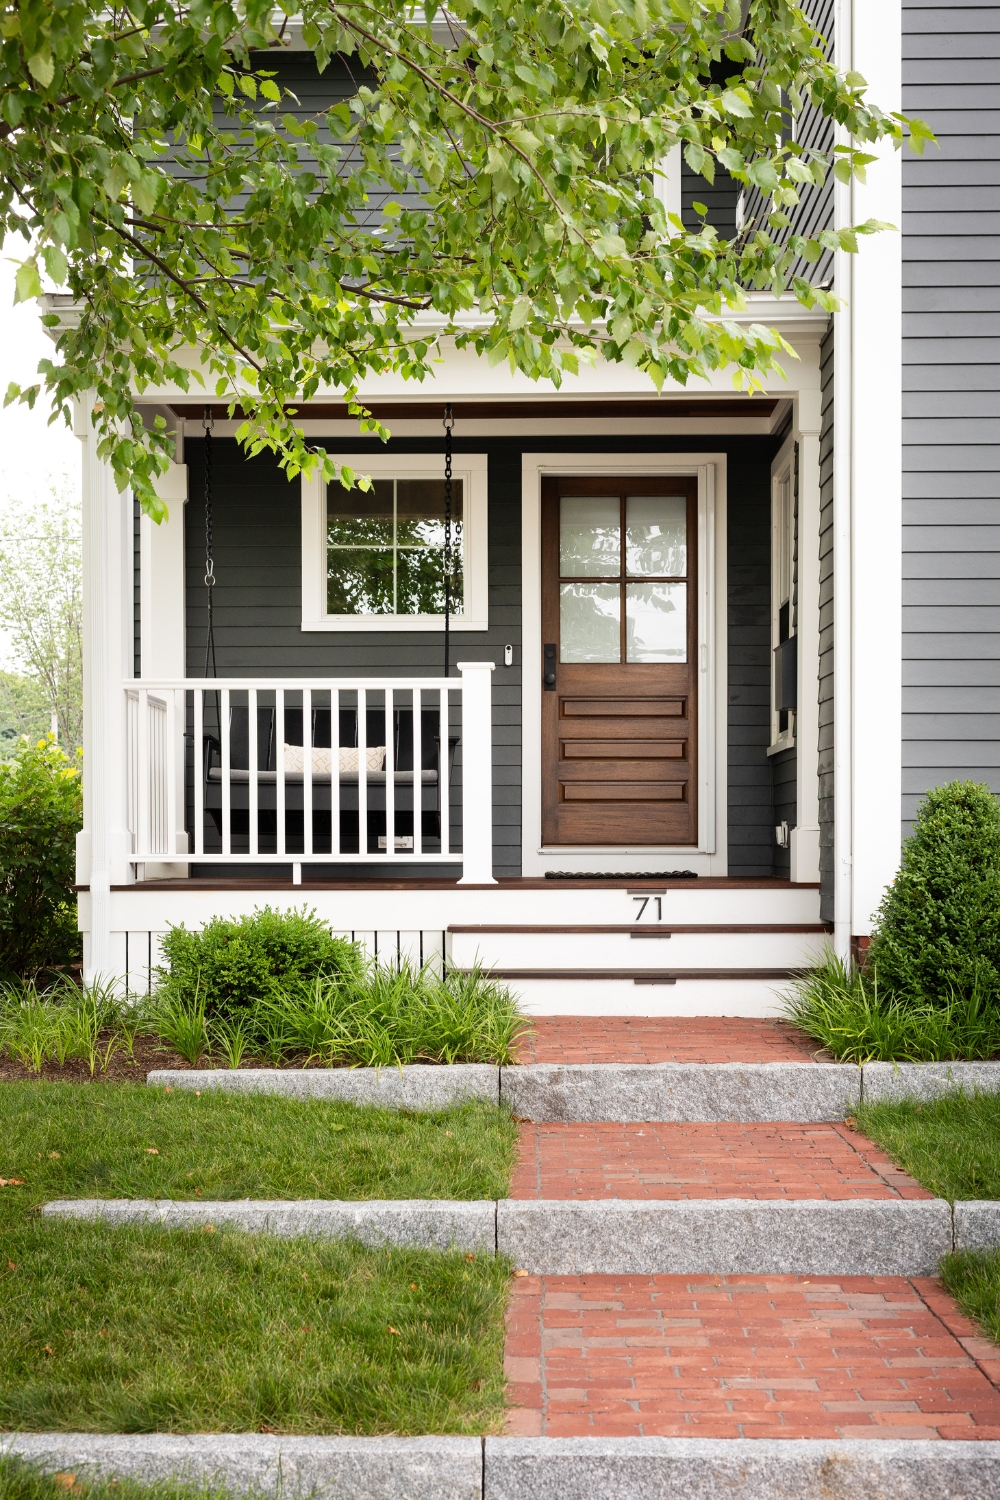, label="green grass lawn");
[0,1456,232,1500]
[0,1081,515,1435]
[854,1089,1000,1201]
[941,1249,1000,1344]
[0,1081,519,1202]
